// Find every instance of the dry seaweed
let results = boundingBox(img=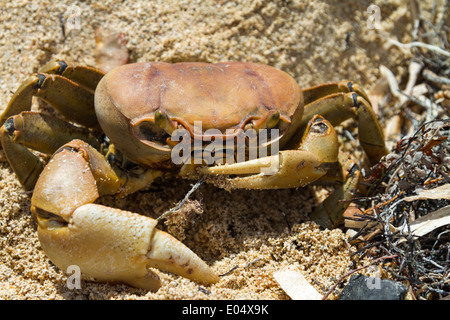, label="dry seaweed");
[346,0,450,298]
[354,118,449,299]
